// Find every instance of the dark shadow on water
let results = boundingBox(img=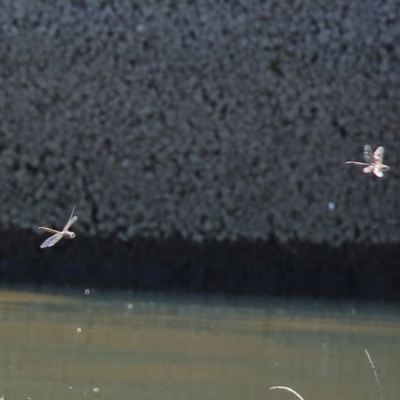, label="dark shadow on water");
[0,228,399,301]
